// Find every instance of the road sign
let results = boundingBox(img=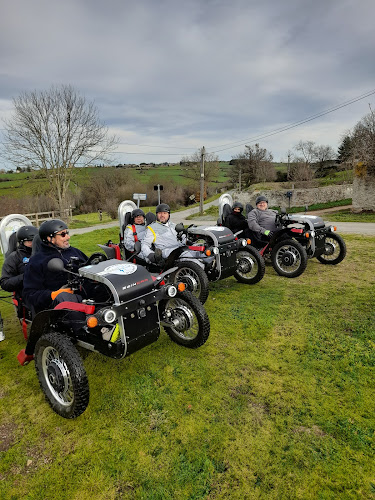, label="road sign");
[133,193,147,200]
